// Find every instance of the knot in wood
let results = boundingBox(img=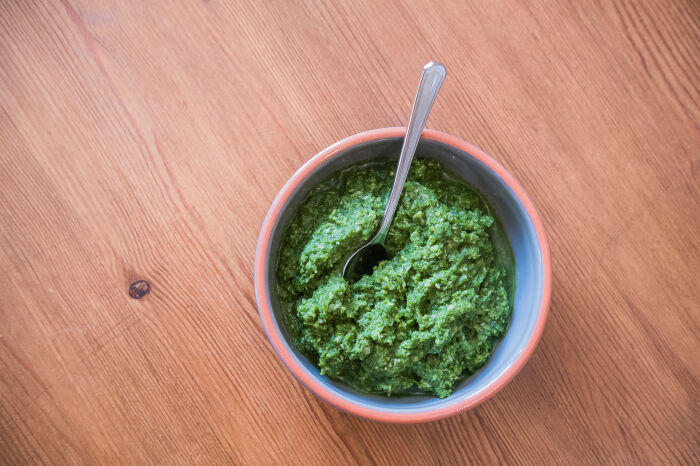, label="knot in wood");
[128,280,151,299]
